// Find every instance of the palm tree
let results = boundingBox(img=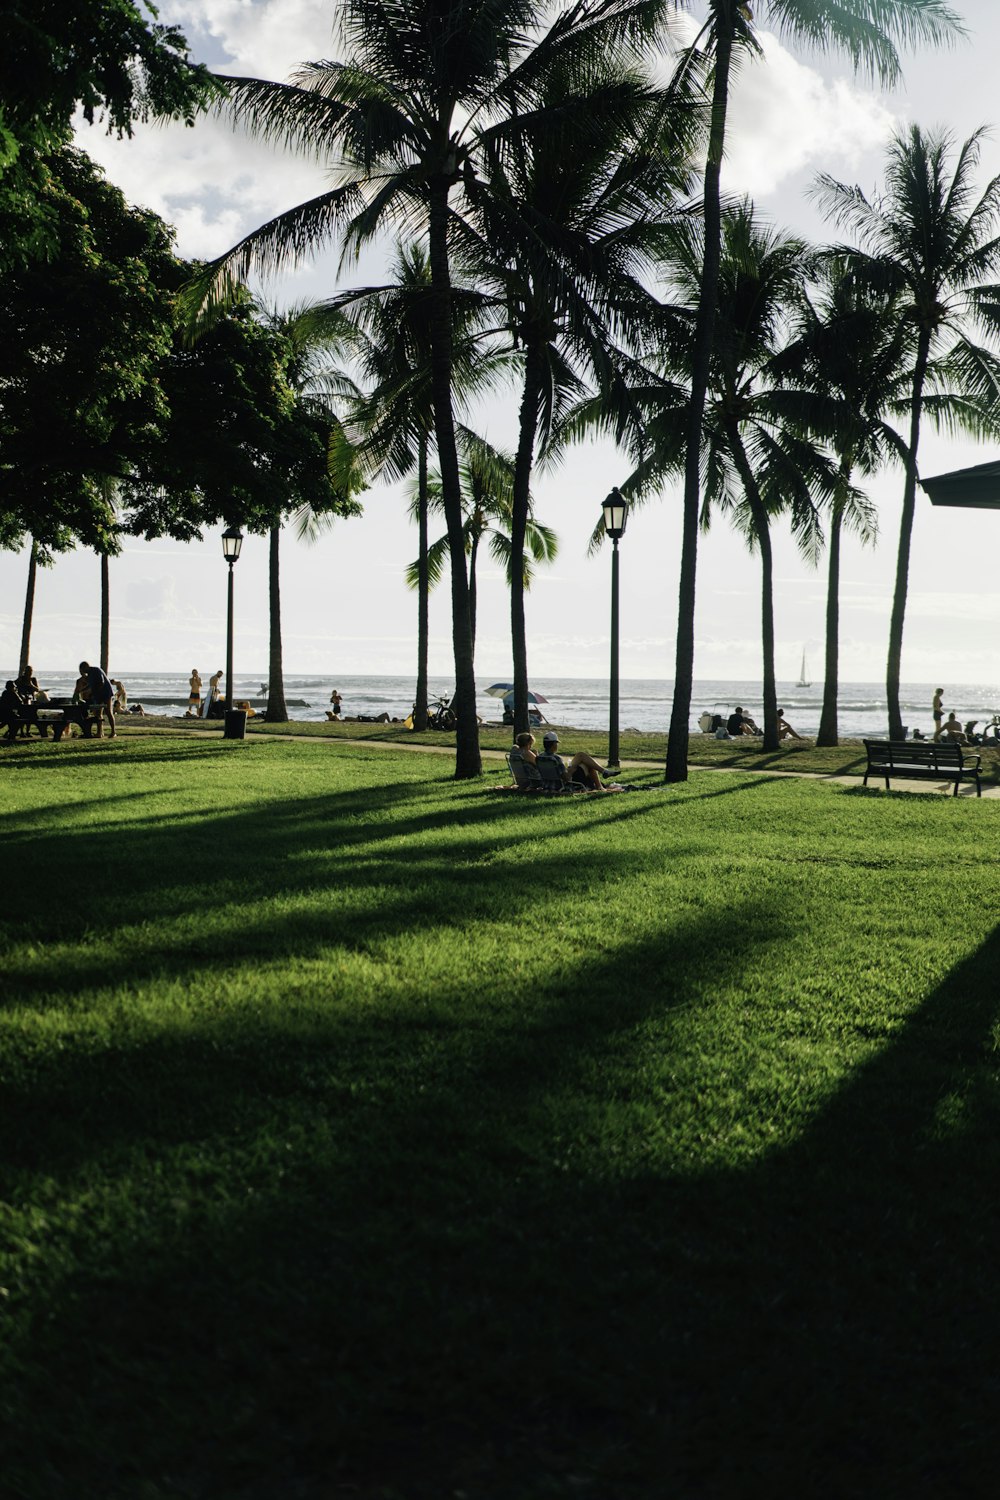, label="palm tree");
[321,243,500,730]
[815,125,1000,738]
[774,262,909,745]
[663,0,961,781]
[257,303,362,723]
[19,538,40,672]
[406,433,557,657]
[190,0,681,778]
[686,204,843,751]
[464,51,697,736]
